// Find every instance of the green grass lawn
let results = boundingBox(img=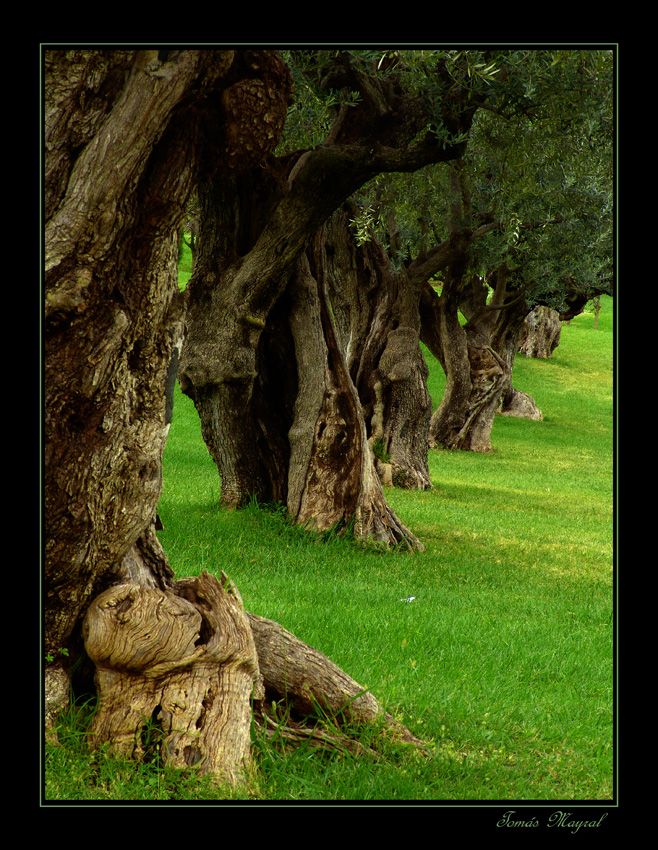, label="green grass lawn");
[44,295,614,804]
